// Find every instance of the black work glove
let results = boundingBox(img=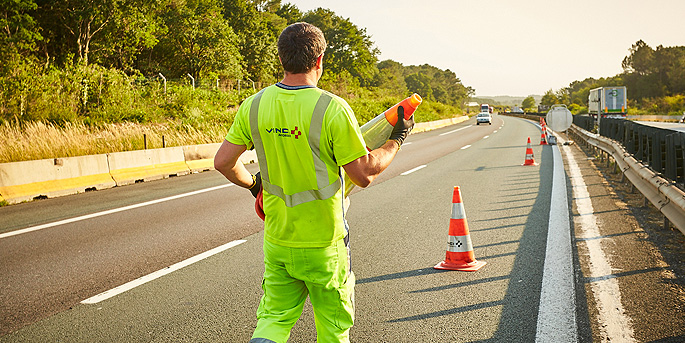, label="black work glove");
[248,172,262,198]
[388,105,415,146]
